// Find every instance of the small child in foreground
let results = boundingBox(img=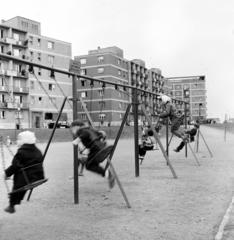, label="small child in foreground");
[4,131,45,214]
